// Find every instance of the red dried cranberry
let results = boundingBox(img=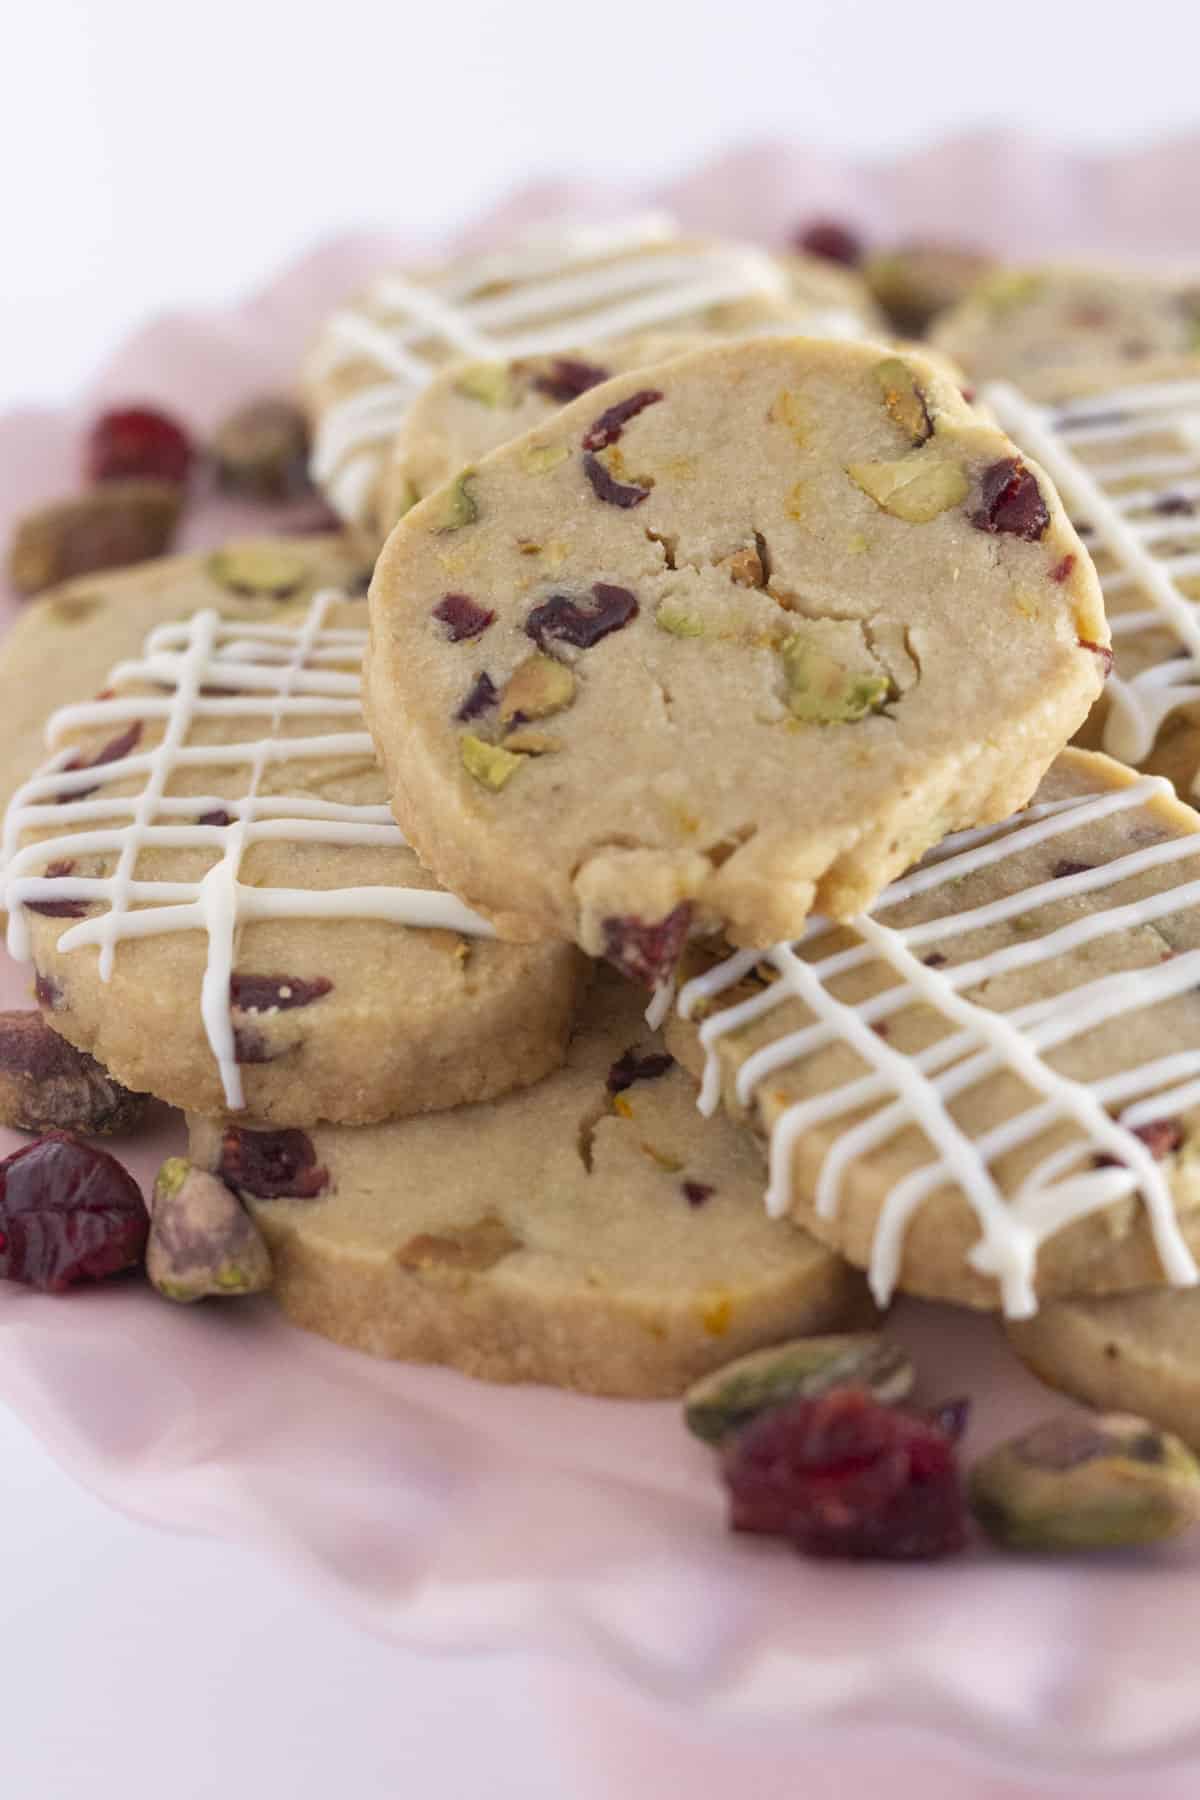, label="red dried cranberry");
[526,583,638,651]
[923,952,948,968]
[25,859,88,919]
[969,459,1050,541]
[606,1046,674,1094]
[1078,638,1114,678]
[1155,492,1196,517]
[0,1132,148,1292]
[794,218,864,268]
[197,808,234,827]
[217,1127,329,1200]
[1050,553,1075,582]
[582,389,664,452]
[34,971,64,1011]
[682,1180,714,1207]
[455,671,498,722]
[582,453,651,508]
[230,972,332,1012]
[433,593,495,642]
[232,1025,283,1065]
[532,358,611,403]
[59,720,143,802]
[722,1386,967,1560]
[601,902,692,989]
[1095,1117,1184,1170]
[85,407,193,486]
[1053,859,1092,879]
